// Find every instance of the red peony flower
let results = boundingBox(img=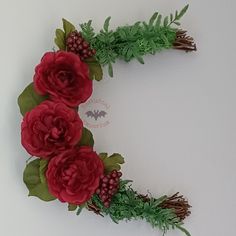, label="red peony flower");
[46,147,104,205]
[33,51,92,107]
[21,101,83,158]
